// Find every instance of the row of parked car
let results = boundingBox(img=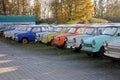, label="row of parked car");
[2,23,120,61]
